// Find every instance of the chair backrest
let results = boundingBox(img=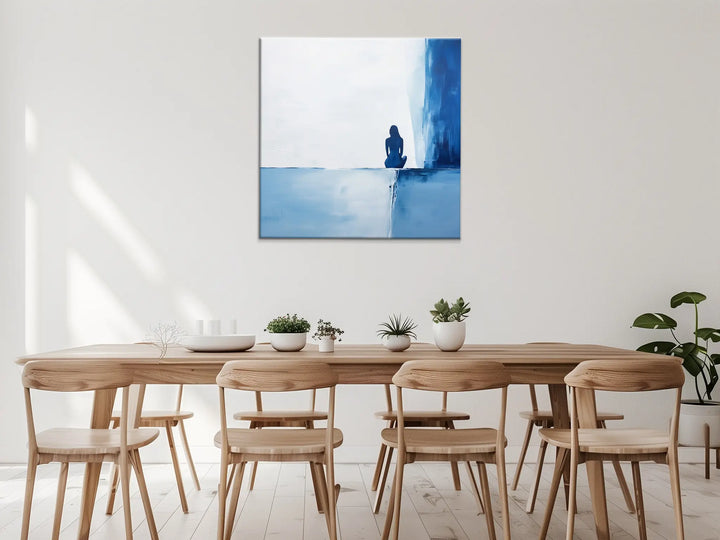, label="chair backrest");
[217,360,338,391]
[392,360,508,459]
[392,360,509,392]
[564,359,685,392]
[22,360,133,391]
